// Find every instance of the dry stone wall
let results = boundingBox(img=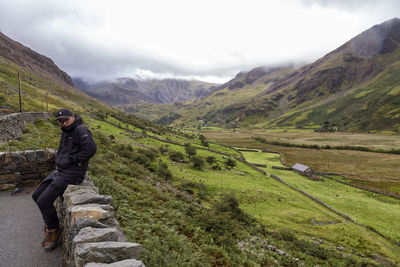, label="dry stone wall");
[0,149,145,266]
[0,112,52,142]
[56,179,145,267]
[0,149,55,190]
